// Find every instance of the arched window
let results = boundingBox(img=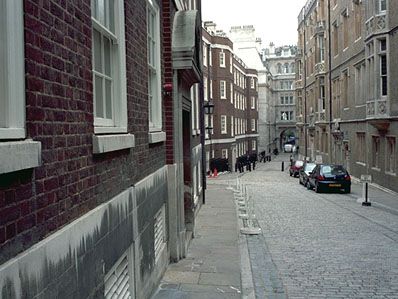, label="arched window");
[284,63,289,73]
[277,63,282,74]
[290,63,295,73]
